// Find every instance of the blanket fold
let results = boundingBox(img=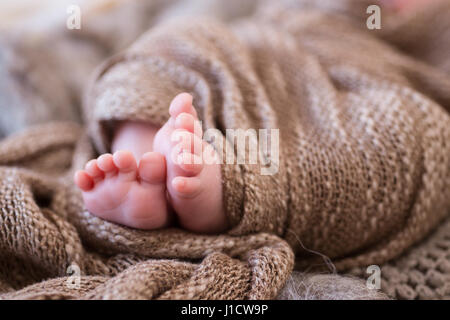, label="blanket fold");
[0,122,293,299]
[85,3,450,271]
